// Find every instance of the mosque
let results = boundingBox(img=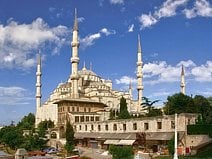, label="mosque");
[35,9,186,129]
[34,10,207,155]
